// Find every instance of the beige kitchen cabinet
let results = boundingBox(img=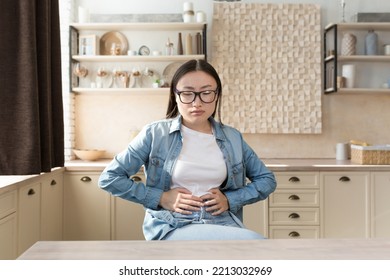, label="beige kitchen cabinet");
[269,172,320,239]
[243,199,268,238]
[18,183,41,255]
[0,190,17,259]
[64,171,147,241]
[63,172,111,240]
[321,172,370,238]
[371,172,390,237]
[111,173,146,240]
[40,172,63,241]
